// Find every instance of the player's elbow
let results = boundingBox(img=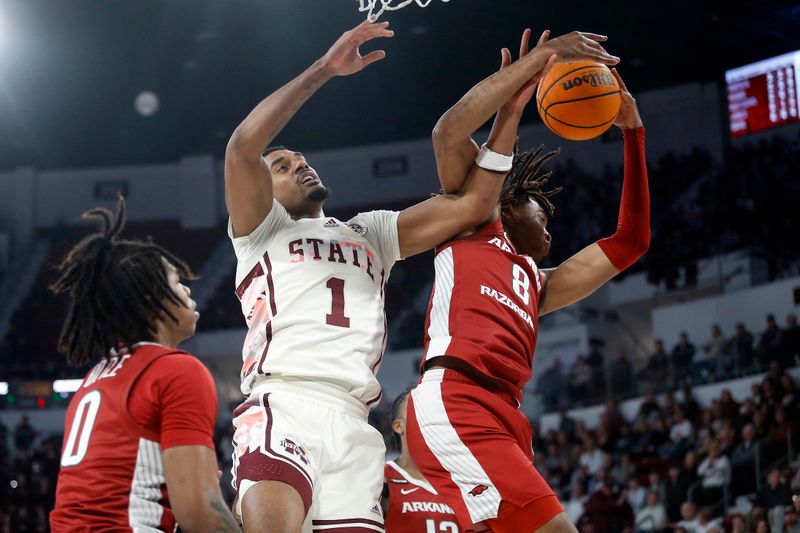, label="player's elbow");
[459,195,497,227]
[431,116,462,149]
[226,126,260,162]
